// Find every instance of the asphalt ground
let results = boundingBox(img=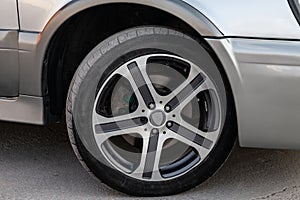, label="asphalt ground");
[0,121,299,200]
